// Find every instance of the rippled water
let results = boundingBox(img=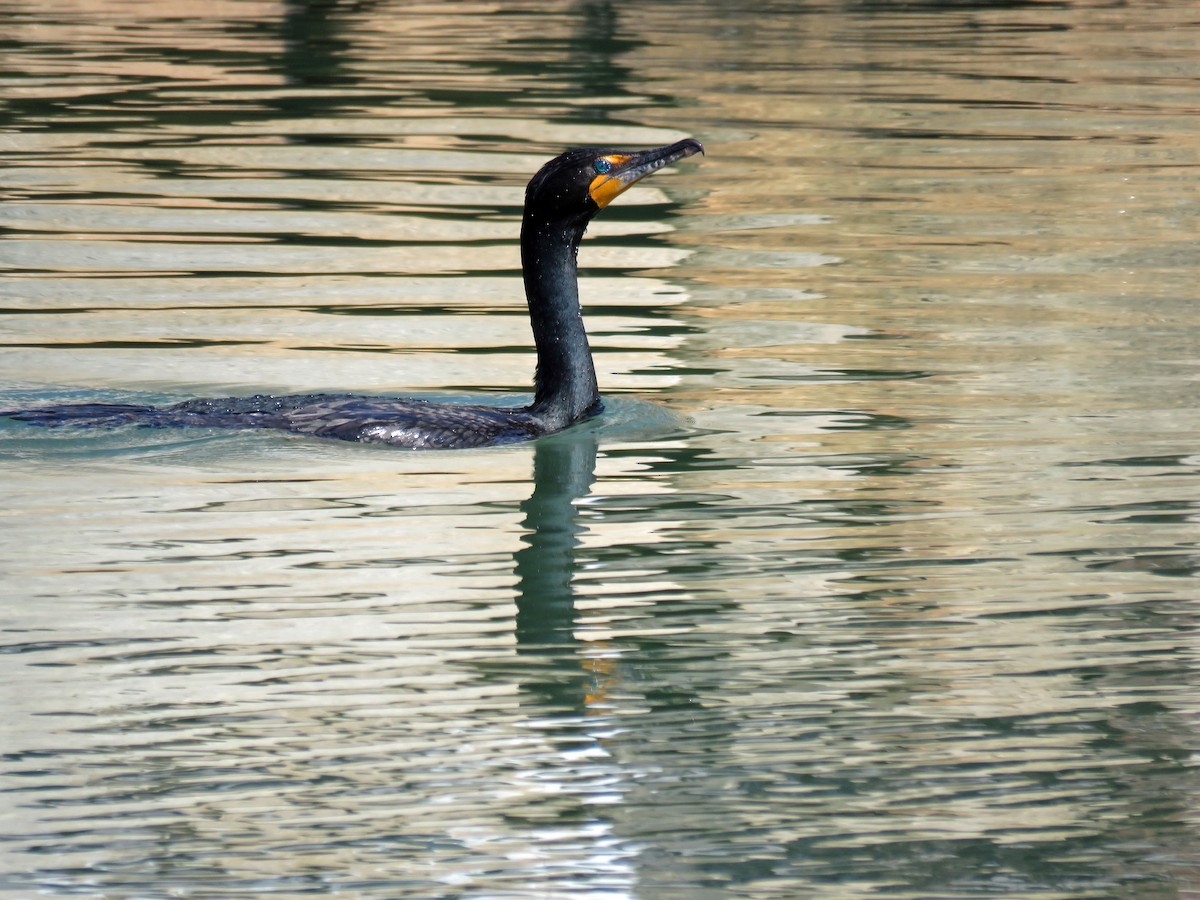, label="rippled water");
[4,1,1200,896]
